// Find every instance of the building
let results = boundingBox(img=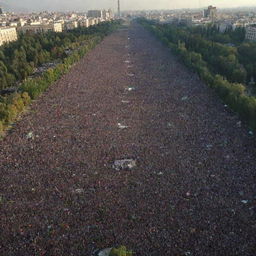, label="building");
[204,6,217,22]
[102,10,110,20]
[87,10,103,19]
[102,9,114,20]
[0,22,6,27]
[87,9,114,21]
[107,9,114,20]
[18,19,26,27]
[245,25,256,41]
[88,18,98,26]
[79,19,90,28]
[218,22,233,33]
[64,21,78,30]
[0,27,18,46]
[19,22,62,34]
[8,22,18,27]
